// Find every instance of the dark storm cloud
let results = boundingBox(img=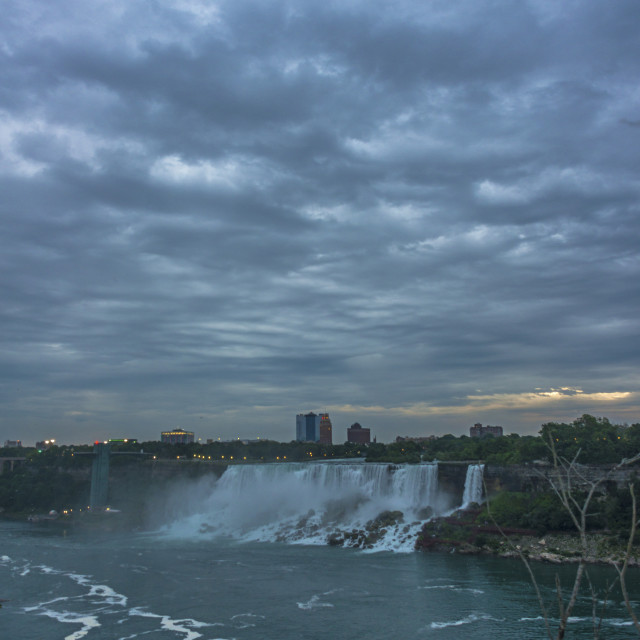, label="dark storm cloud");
[1,0,639,444]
